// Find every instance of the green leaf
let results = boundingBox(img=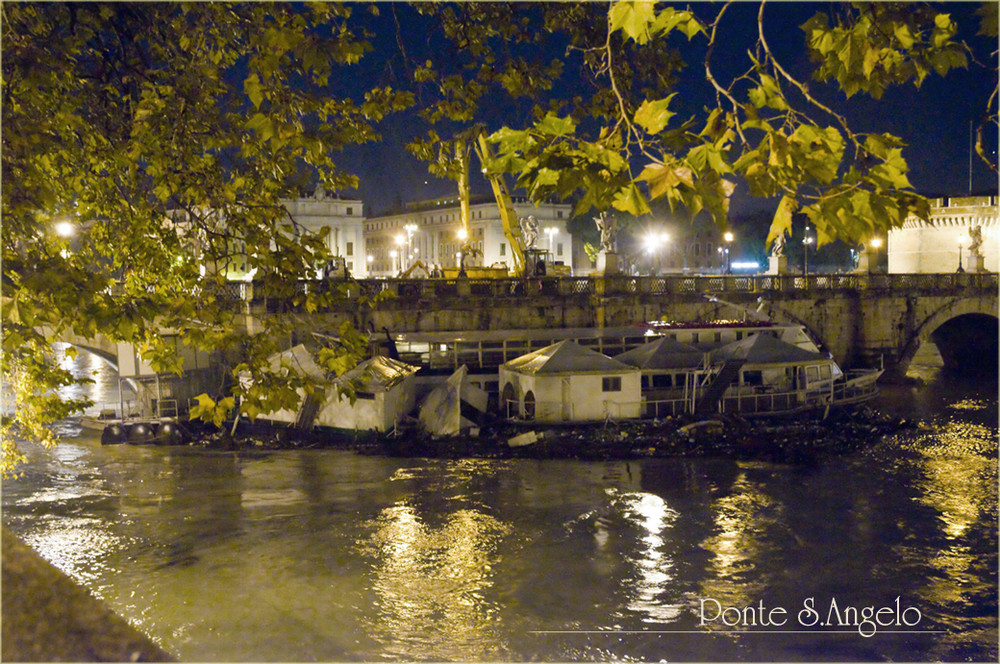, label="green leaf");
[534,112,576,137]
[612,183,651,216]
[244,73,264,110]
[609,0,658,45]
[633,96,675,135]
